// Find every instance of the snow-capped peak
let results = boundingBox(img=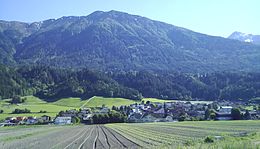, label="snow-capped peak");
[244,39,253,43]
[228,31,260,45]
